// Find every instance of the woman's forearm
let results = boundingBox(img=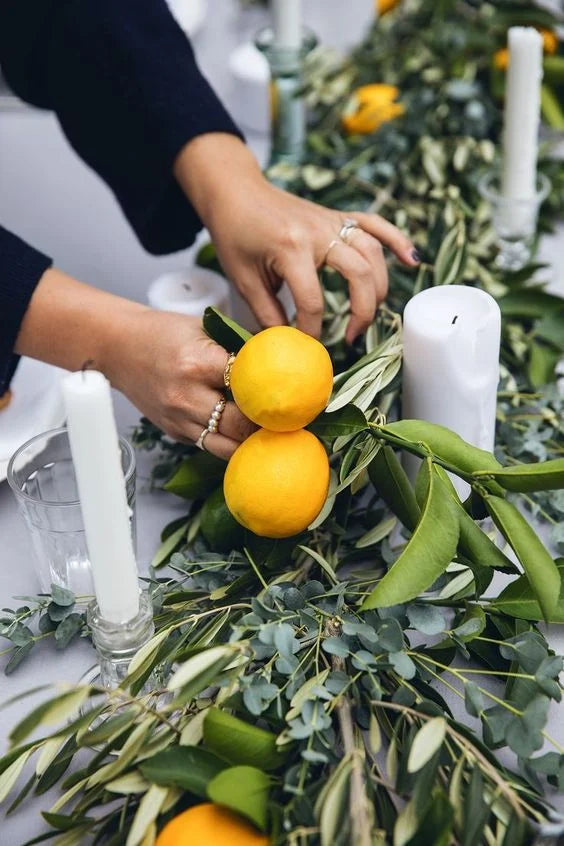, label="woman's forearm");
[14,267,148,377]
